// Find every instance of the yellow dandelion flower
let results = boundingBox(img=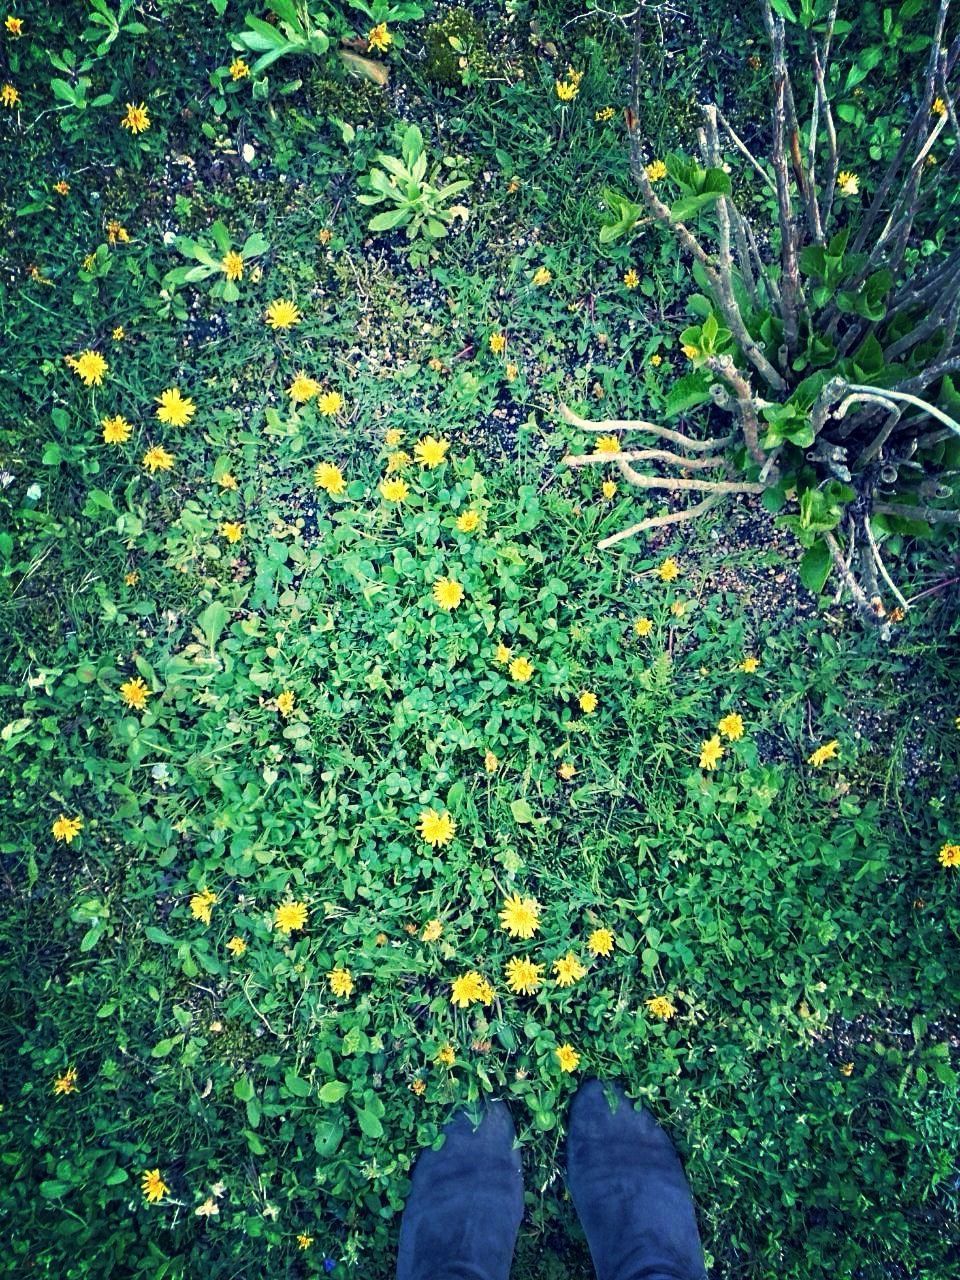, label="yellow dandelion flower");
[71,350,108,387]
[839,1061,854,1076]
[602,479,617,499]
[53,1067,78,1095]
[276,690,295,716]
[634,617,653,637]
[288,372,319,403]
[489,332,507,355]
[216,471,237,490]
[532,266,552,286]
[121,102,150,134]
[221,250,243,281]
[436,1043,456,1066]
[274,901,308,934]
[808,740,839,768]
[190,888,216,925]
[314,461,346,495]
[646,995,677,1020]
[112,325,125,341]
[645,159,667,182]
[385,427,403,447]
[505,362,519,382]
[495,642,512,664]
[837,170,859,196]
[422,919,443,942]
[226,936,247,956]
[505,956,544,996]
[316,390,344,416]
[386,450,411,473]
[141,1169,169,1203]
[499,893,540,940]
[328,967,354,997]
[5,16,24,36]
[142,444,174,473]
[555,1043,580,1073]
[456,509,480,533]
[367,22,392,52]
[699,735,724,770]
[595,106,615,122]
[120,676,151,710]
[265,298,301,330]
[230,58,250,80]
[432,577,465,610]
[932,96,946,117]
[578,690,598,714]
[558,761,576,780]
[52,814,83,844]
[380,476,410,502]
[417,807,456,847]
[937,842,960,869]
[484,749,498,773]
[124,571,139,586]
[220,521,244,544]
[623,269,639,289]
[553,952,586,987]
[102,414,133,445]
[650,353,663,366]
[657,557,680,581]
[740,656,760,673]
[594,434,621,454]
[155,387,195,426]
[54,179,70,195]
[297,1233,314,1250]
[587,927,614,957]
[106,220,130,245]
[450,971,485,1008]
[509,655,534,683]
[1,82,21,108]
[414,434,450,468]
[717,712,744,741]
